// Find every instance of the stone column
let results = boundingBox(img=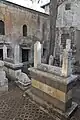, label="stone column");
[14,44,20,64]
[3,45,7,60]
[62,49,72,77]
[34,41,41,68]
